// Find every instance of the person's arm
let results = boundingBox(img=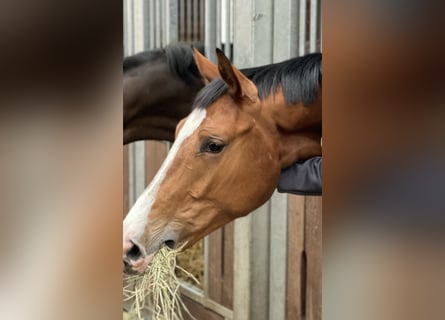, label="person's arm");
[277,156,322,196]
